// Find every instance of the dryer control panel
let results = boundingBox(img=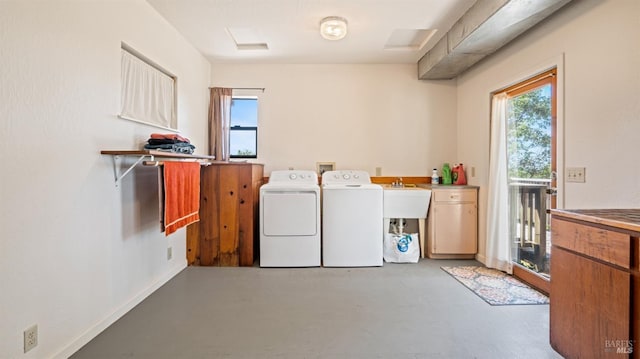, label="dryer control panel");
[269,170,318,184]
[322,170,372,185]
